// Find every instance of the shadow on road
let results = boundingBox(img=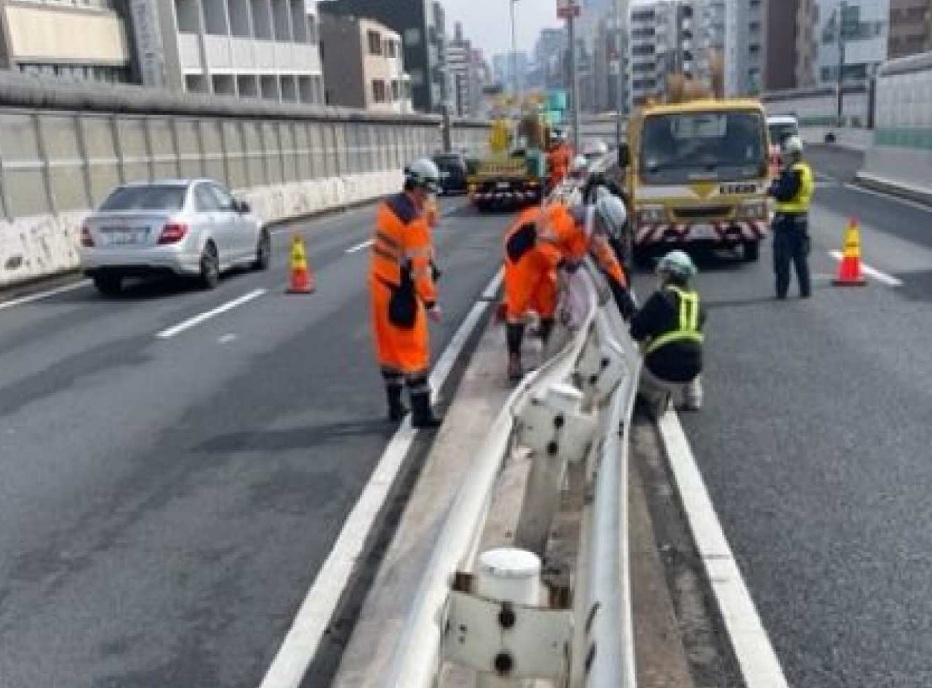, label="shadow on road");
[199,420,393,454]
